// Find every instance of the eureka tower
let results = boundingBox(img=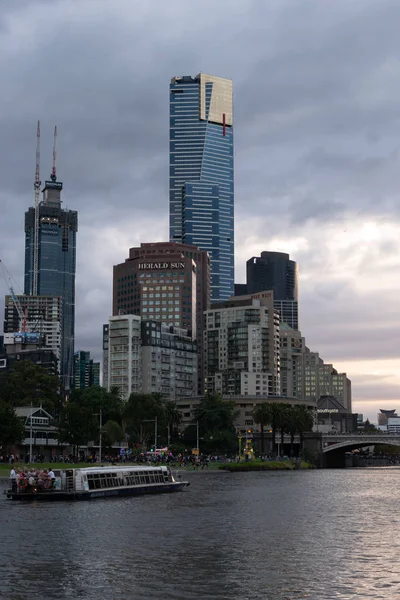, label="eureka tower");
[169,73,234,301]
